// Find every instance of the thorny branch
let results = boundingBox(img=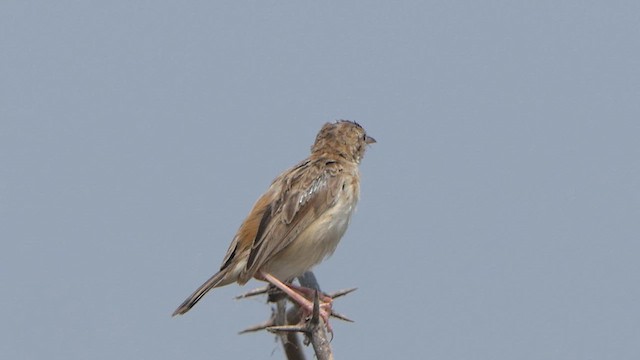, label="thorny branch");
[237,271,356,360]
